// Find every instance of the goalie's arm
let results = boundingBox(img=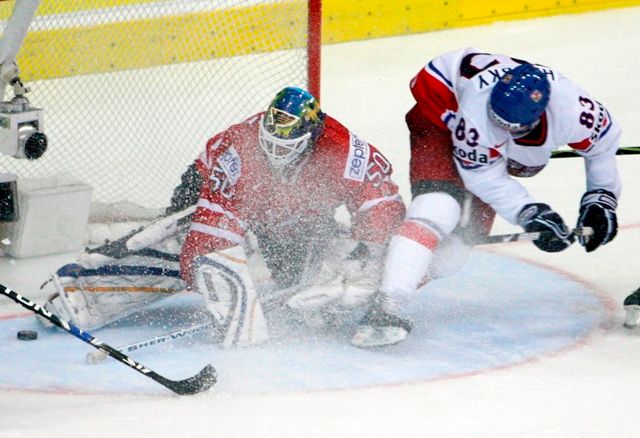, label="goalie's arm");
[345,144,406,244]
[166,162,204,215]
[180,199,247,285]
